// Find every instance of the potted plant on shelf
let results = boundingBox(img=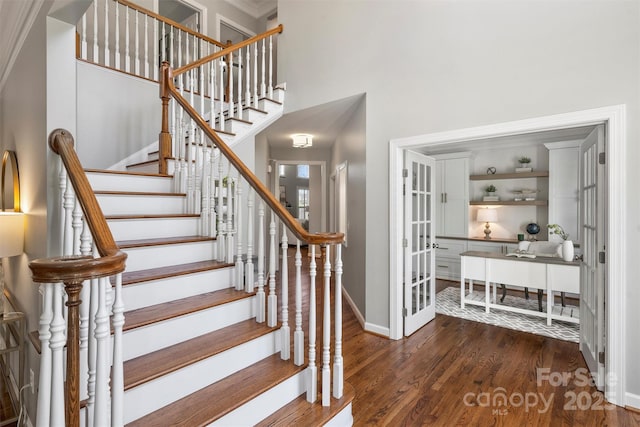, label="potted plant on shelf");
[548,223,574,261]
[483,184,498,201]
[516,156,532,173]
